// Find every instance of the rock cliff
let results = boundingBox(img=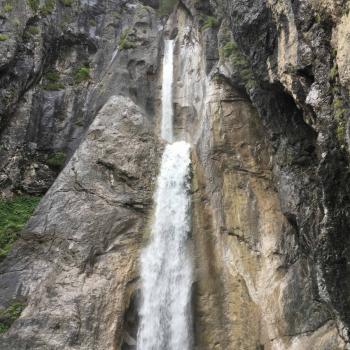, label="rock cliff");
[1,0,350,349]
